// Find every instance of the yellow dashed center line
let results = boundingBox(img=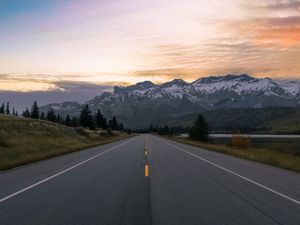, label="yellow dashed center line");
[145,165,149,177]
[144,135,149,177]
